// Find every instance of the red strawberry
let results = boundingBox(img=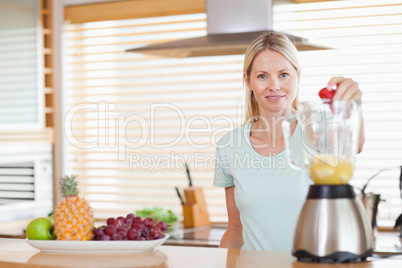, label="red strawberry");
[318,87,335,100]
[319,87,336,113]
